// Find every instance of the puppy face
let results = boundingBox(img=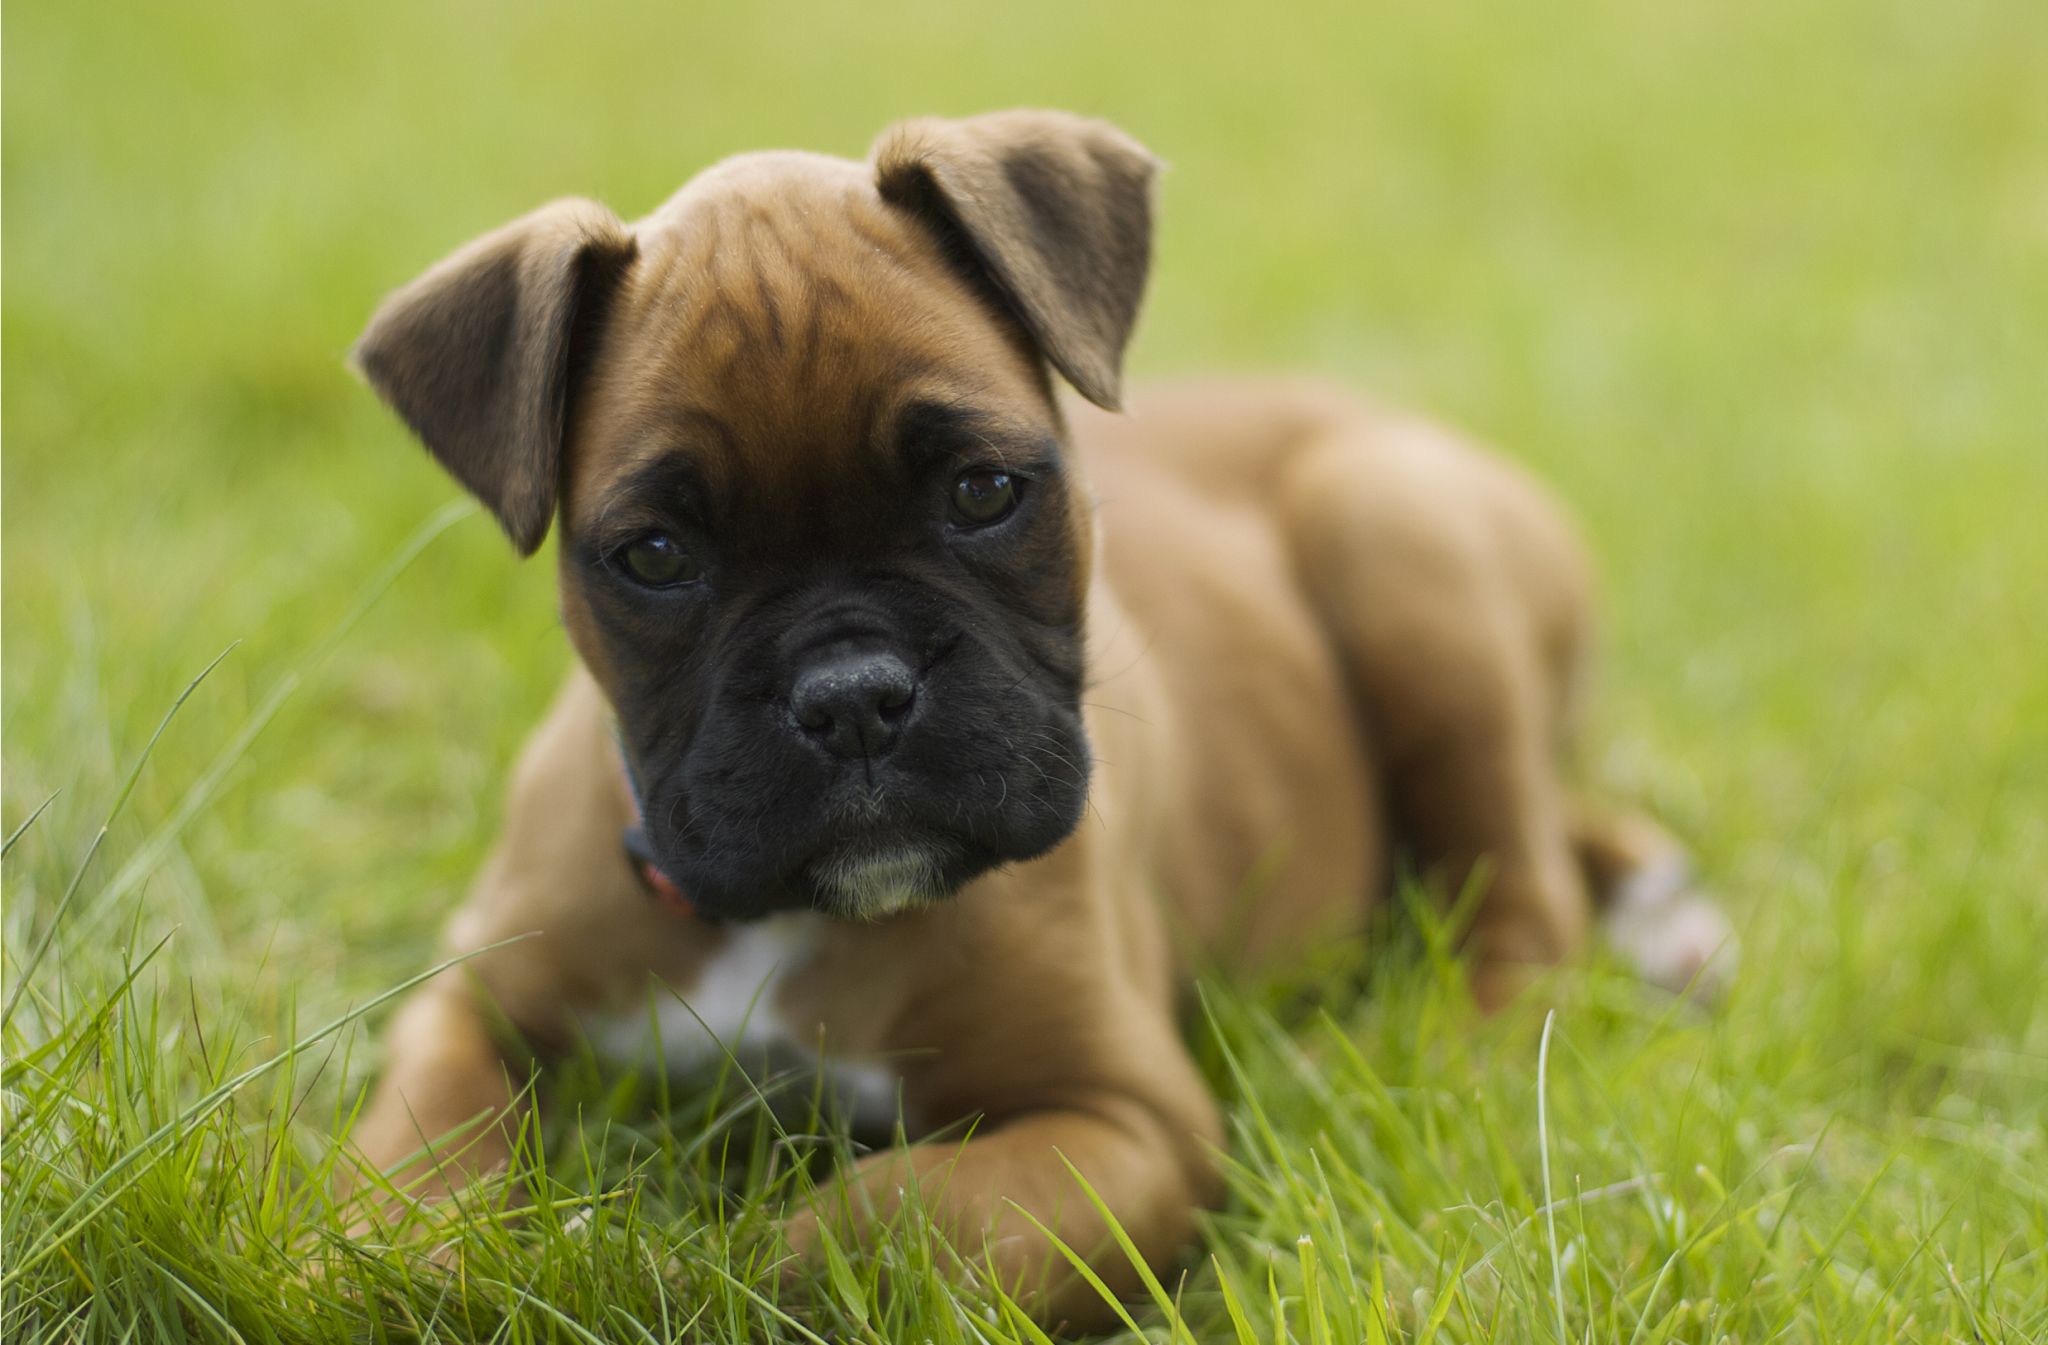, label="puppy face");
[561,157,1095,918]
[355,113,1157,921]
